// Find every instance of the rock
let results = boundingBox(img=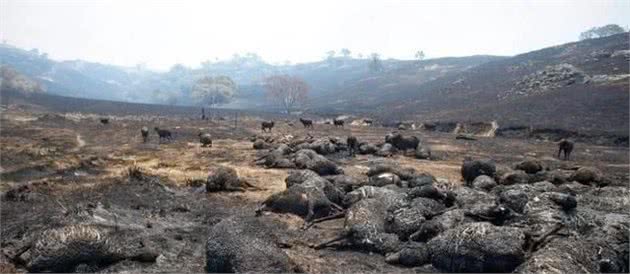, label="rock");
[500,170,530,185]
[498,189,528,213]
[206,217,297,273]
[429,222,526,273]
[515,158,543,174]
[472,175,497,191]
[461,159,496,183]
[570,167,603,184]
